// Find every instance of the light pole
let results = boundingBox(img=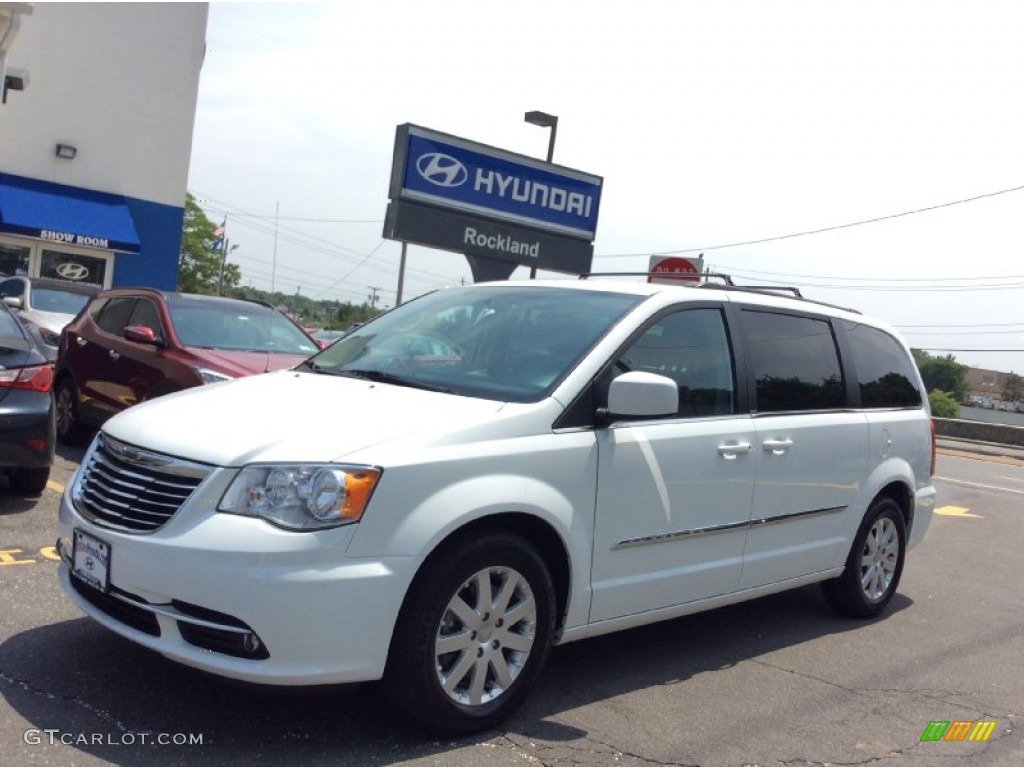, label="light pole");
[525,110,558,162]
[524,110,558,277]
